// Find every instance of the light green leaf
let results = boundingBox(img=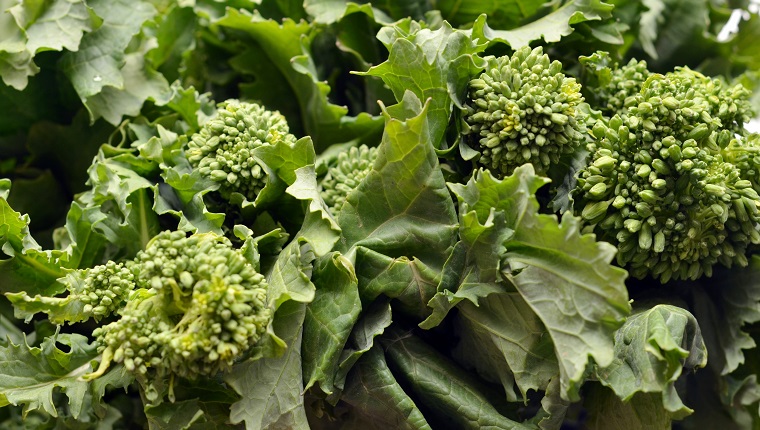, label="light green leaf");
[84,49,172,125]
[358,23,486,148]
[220,8,383,151]
[304,0,391,25]
[9,0,93,54]
[265,239,316,309]
[595,304,707,418]
[226,301,309,430]
[469,0,615,48]
[337,93,458,264]
[303,252,361,394]
[60,0,156,102]
[0,334,97,418]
